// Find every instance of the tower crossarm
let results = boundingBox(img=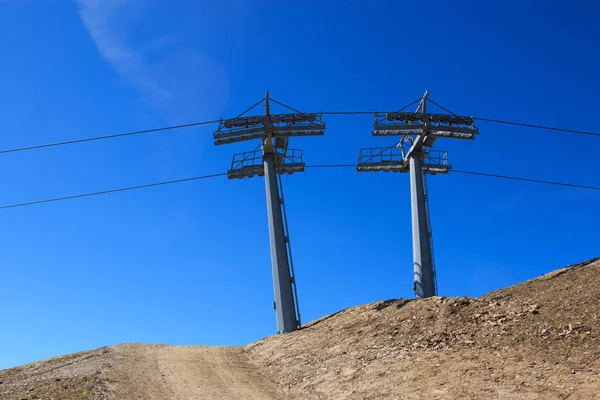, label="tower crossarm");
[213,92,326,334]
[214,113,325,146]
[356,91,480,300]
